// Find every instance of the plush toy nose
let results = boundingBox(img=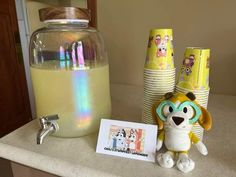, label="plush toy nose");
[172,116,184,125]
